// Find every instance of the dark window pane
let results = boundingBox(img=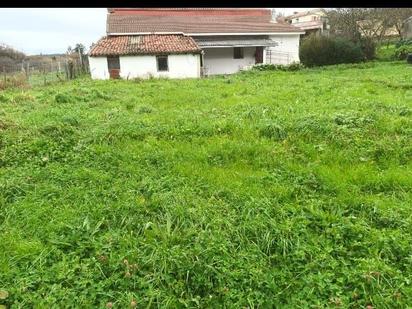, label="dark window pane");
[157,56,168,71]
[107,56,120,70]
[234,47,244,59]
